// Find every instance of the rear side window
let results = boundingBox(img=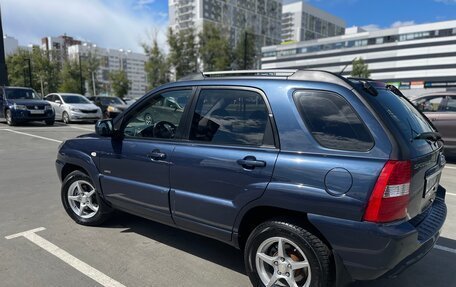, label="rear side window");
[190,89,273,147]
[294,90,374,151]
[445,96,456,112]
